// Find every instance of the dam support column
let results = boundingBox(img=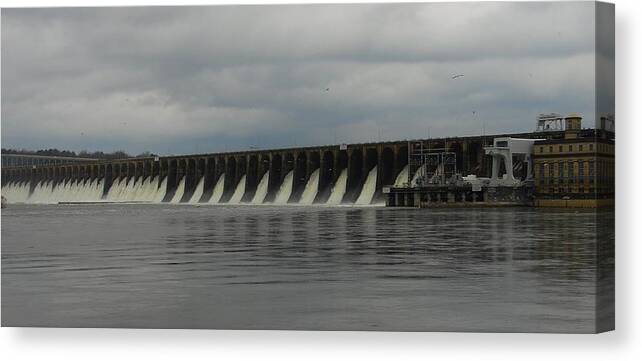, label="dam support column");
[265,153,283,203]
[181,158,197,202]
[200,157,216,202]
[289,152,308,203]
[242,154,259,202]
[162,159,178,202]
[103,164,113,198]
[220,156,238,203]
[344,147,364,203]
[316,150,336,204]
